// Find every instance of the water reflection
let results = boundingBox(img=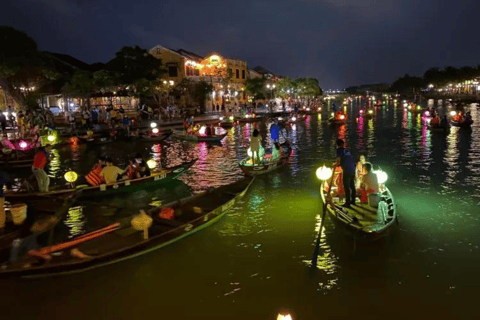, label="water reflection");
[64,205,86,238]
